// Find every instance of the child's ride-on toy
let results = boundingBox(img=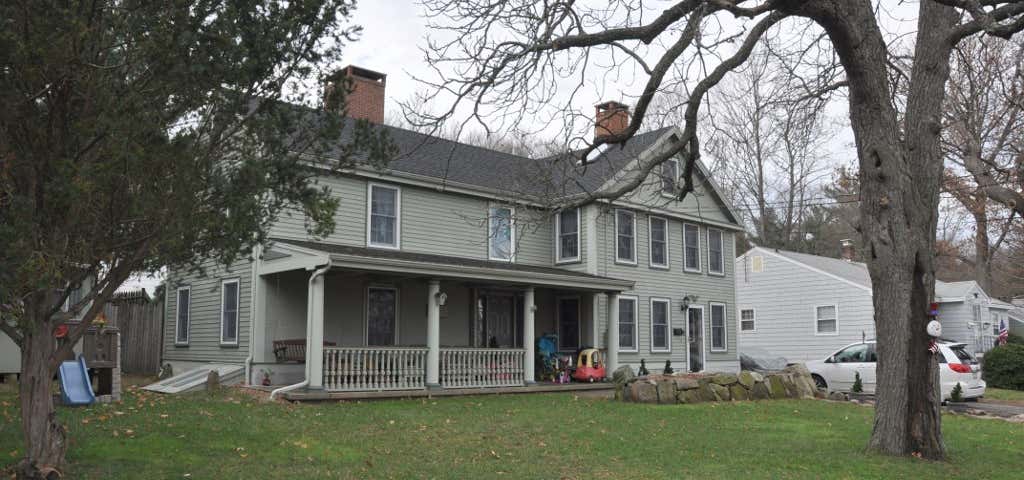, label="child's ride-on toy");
[572,348,606,382]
